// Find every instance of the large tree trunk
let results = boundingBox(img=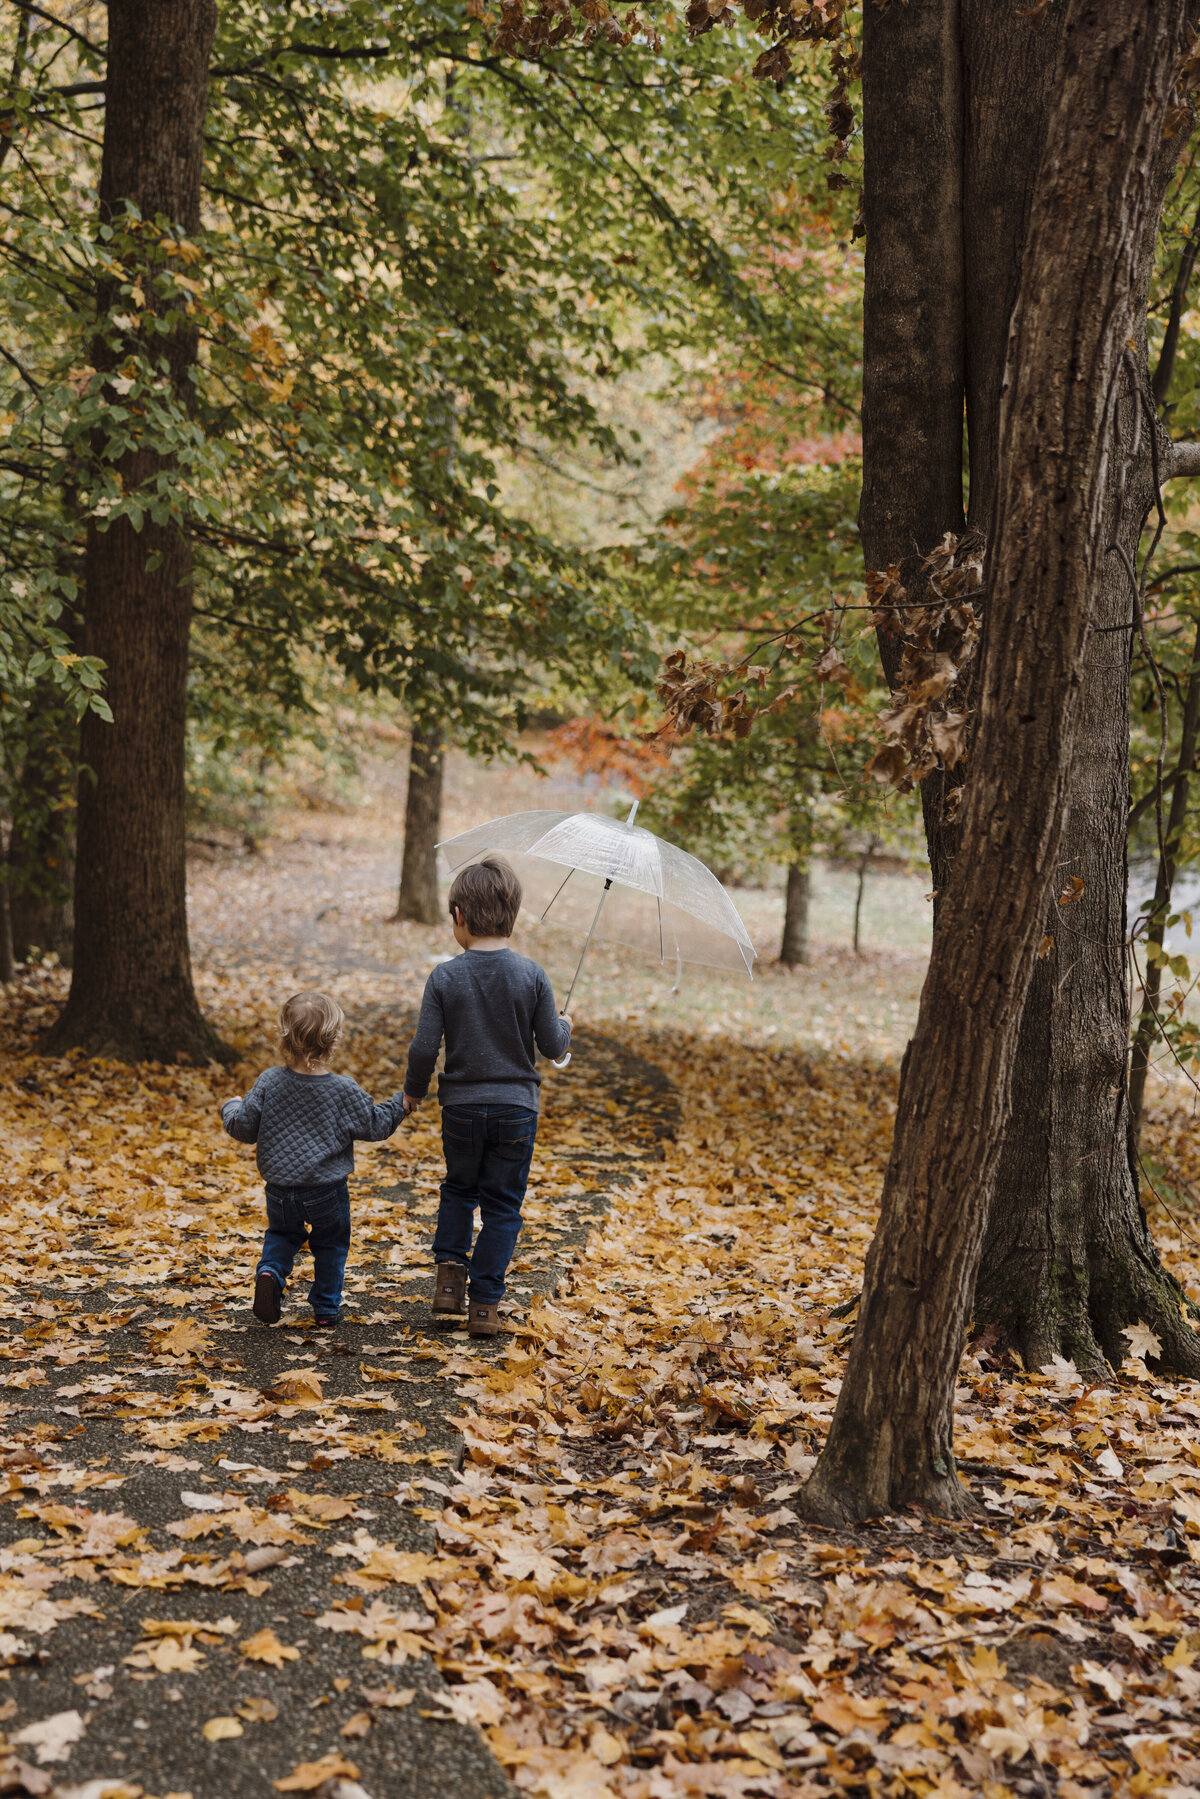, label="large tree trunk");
[965,1,1200,1378]
[801,0,1193,1525]
[858,0,965,885]
[779,862,809,967]
[43,0,226,1064]
[394,721,444,926]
